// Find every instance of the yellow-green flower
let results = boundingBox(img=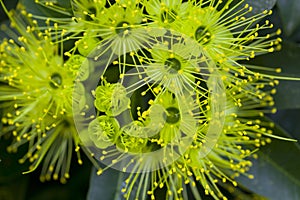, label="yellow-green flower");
[0,4,100,183]
[93,80,130,116]
[141,38,205,95]
[144,0,189,28]
[88,115,120,149]
[116,68,279,200]
[36,0,149,57]
[179,0,281,64]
